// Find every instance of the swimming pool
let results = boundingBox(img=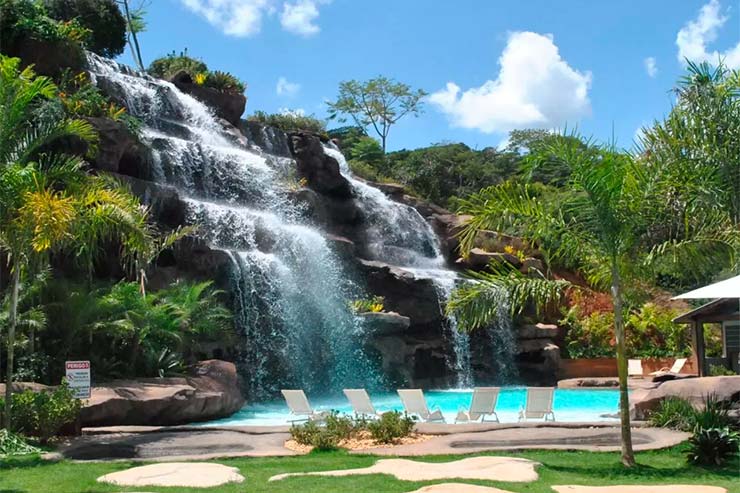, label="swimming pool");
[202,388,621,426]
